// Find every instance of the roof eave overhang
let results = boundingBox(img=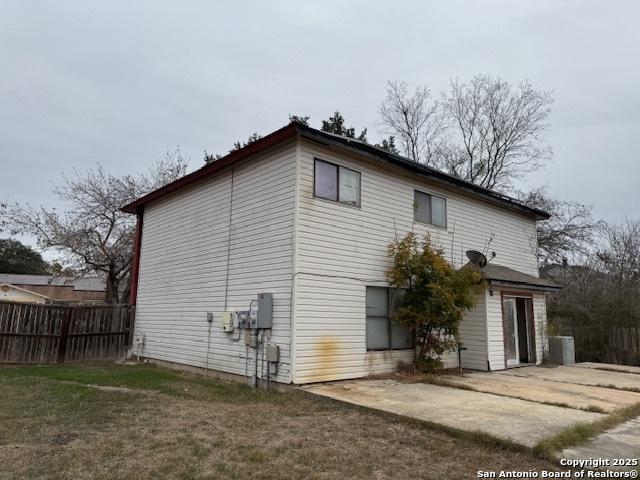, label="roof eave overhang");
[121,123,299,214]
[488,279,562,293]
[121,121,550,221]
[297,129,550,221]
